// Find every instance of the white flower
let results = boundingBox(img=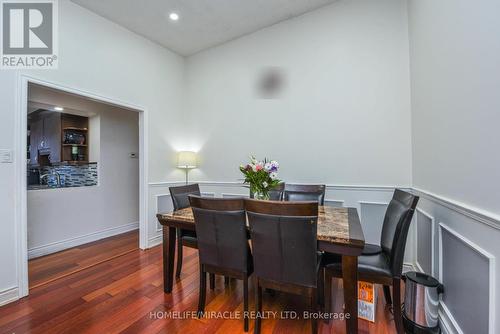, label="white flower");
[269,172,278,180]
[251,164,257,172]
[262,181,268,188]
[264,162,272,171]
